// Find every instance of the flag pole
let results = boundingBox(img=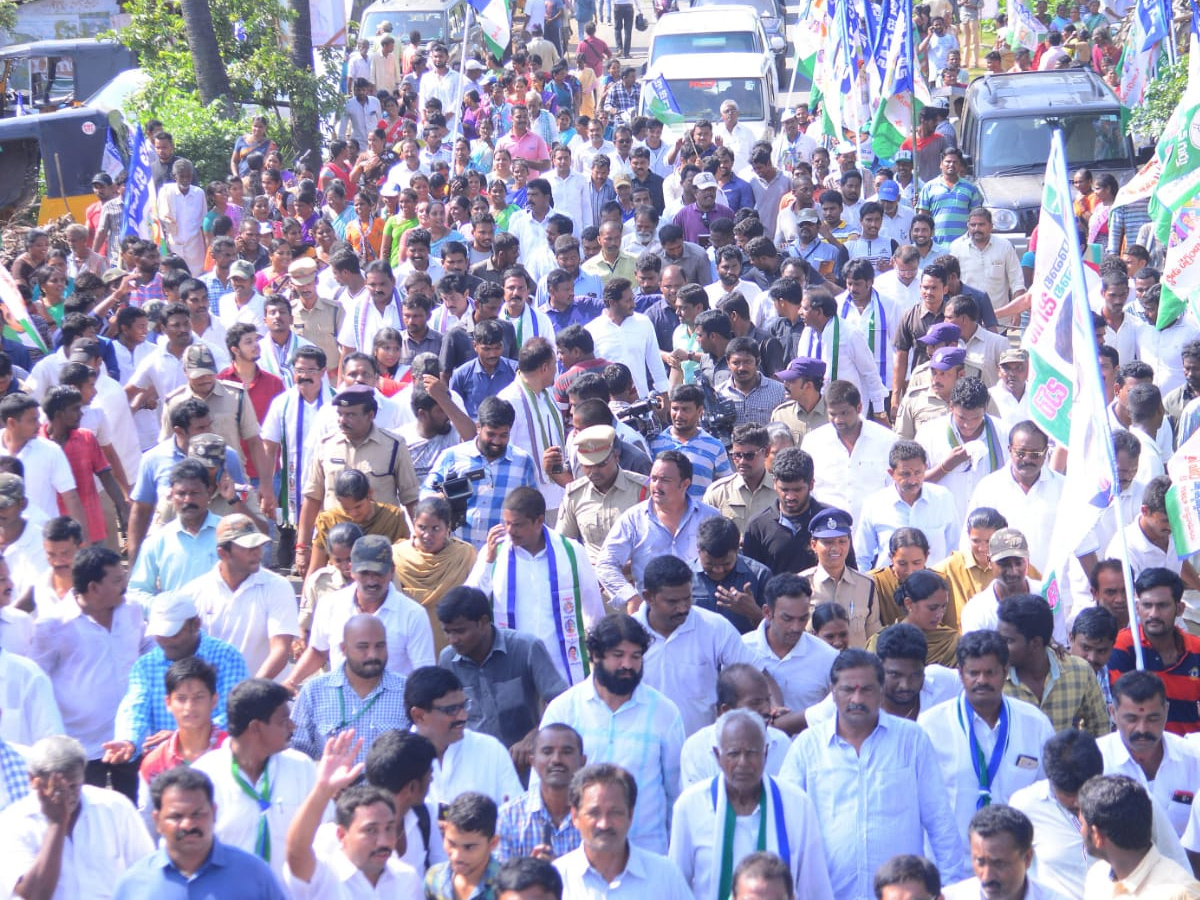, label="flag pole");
[908,2,919,195]
[1113,517,1146,670]
[450,5,474,146]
